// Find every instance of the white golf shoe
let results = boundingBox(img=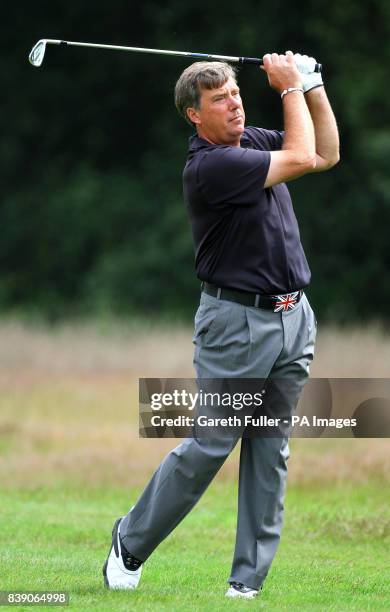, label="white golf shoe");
[103,517,143,589]
[225,581,259,599]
